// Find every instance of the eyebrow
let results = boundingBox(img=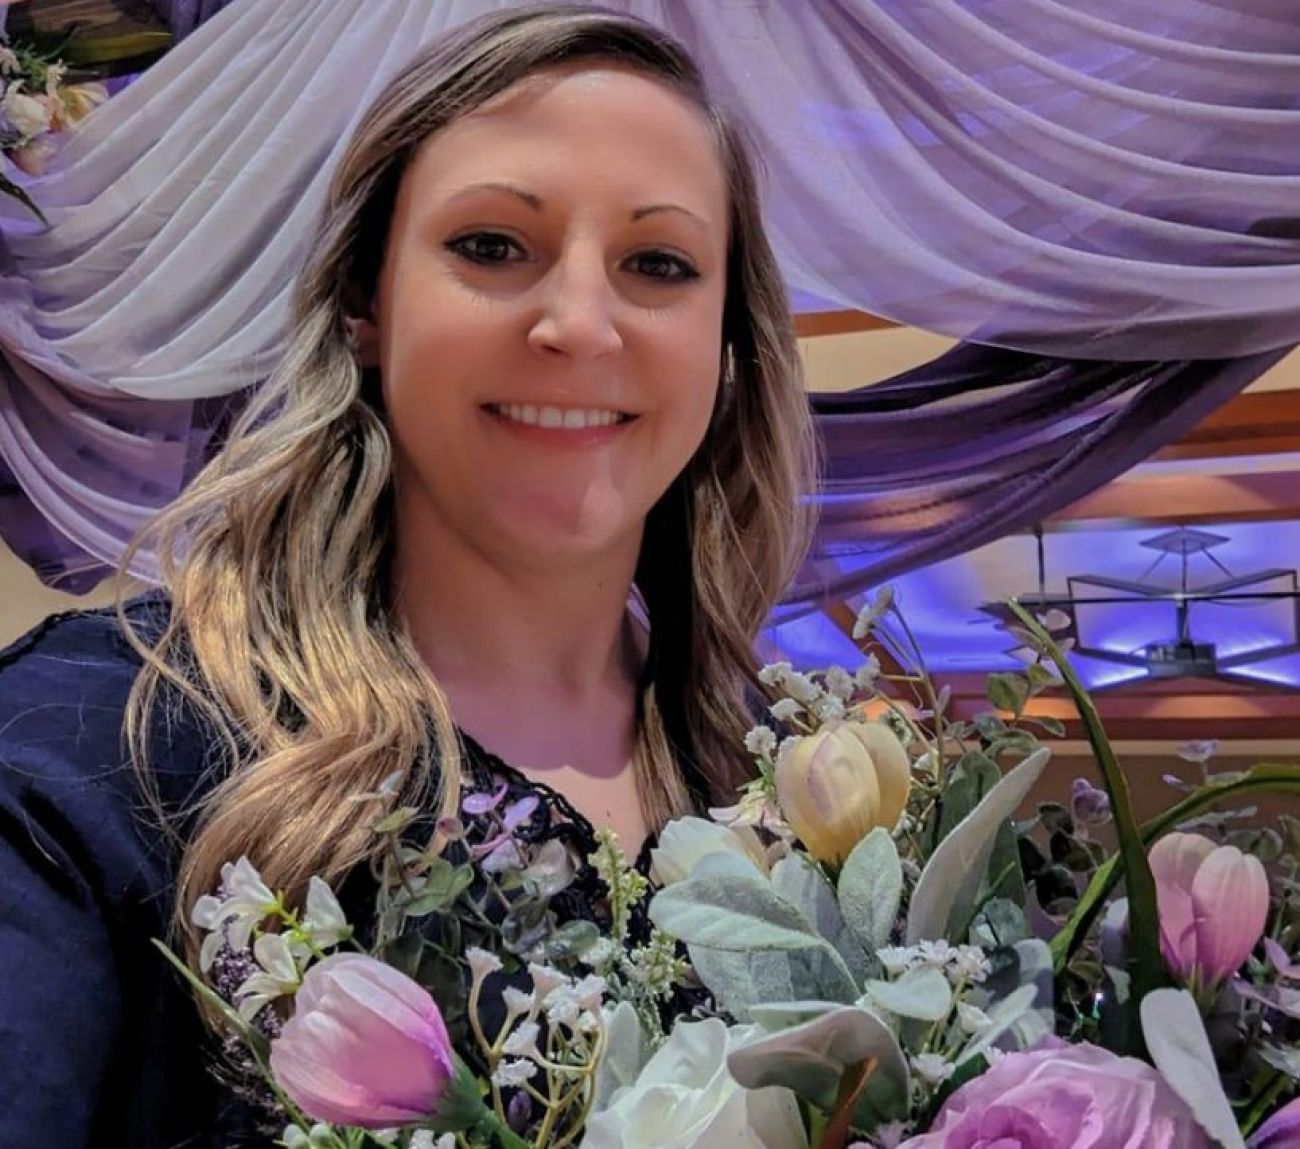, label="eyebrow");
[445,181,711,231]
